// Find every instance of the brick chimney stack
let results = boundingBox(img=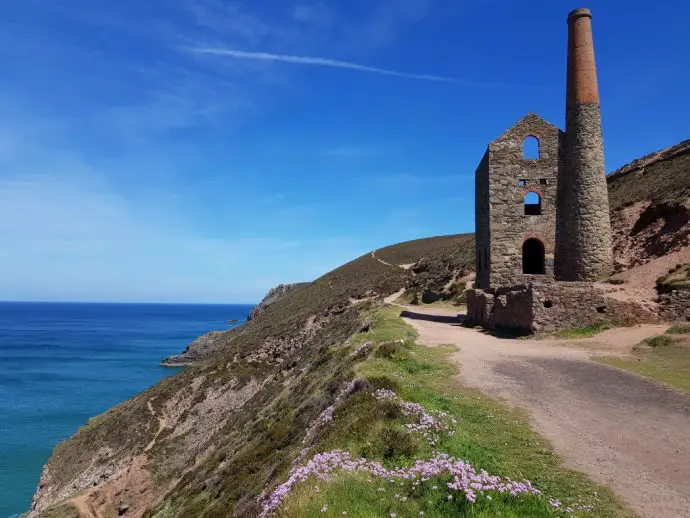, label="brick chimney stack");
[555,8,613,281]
